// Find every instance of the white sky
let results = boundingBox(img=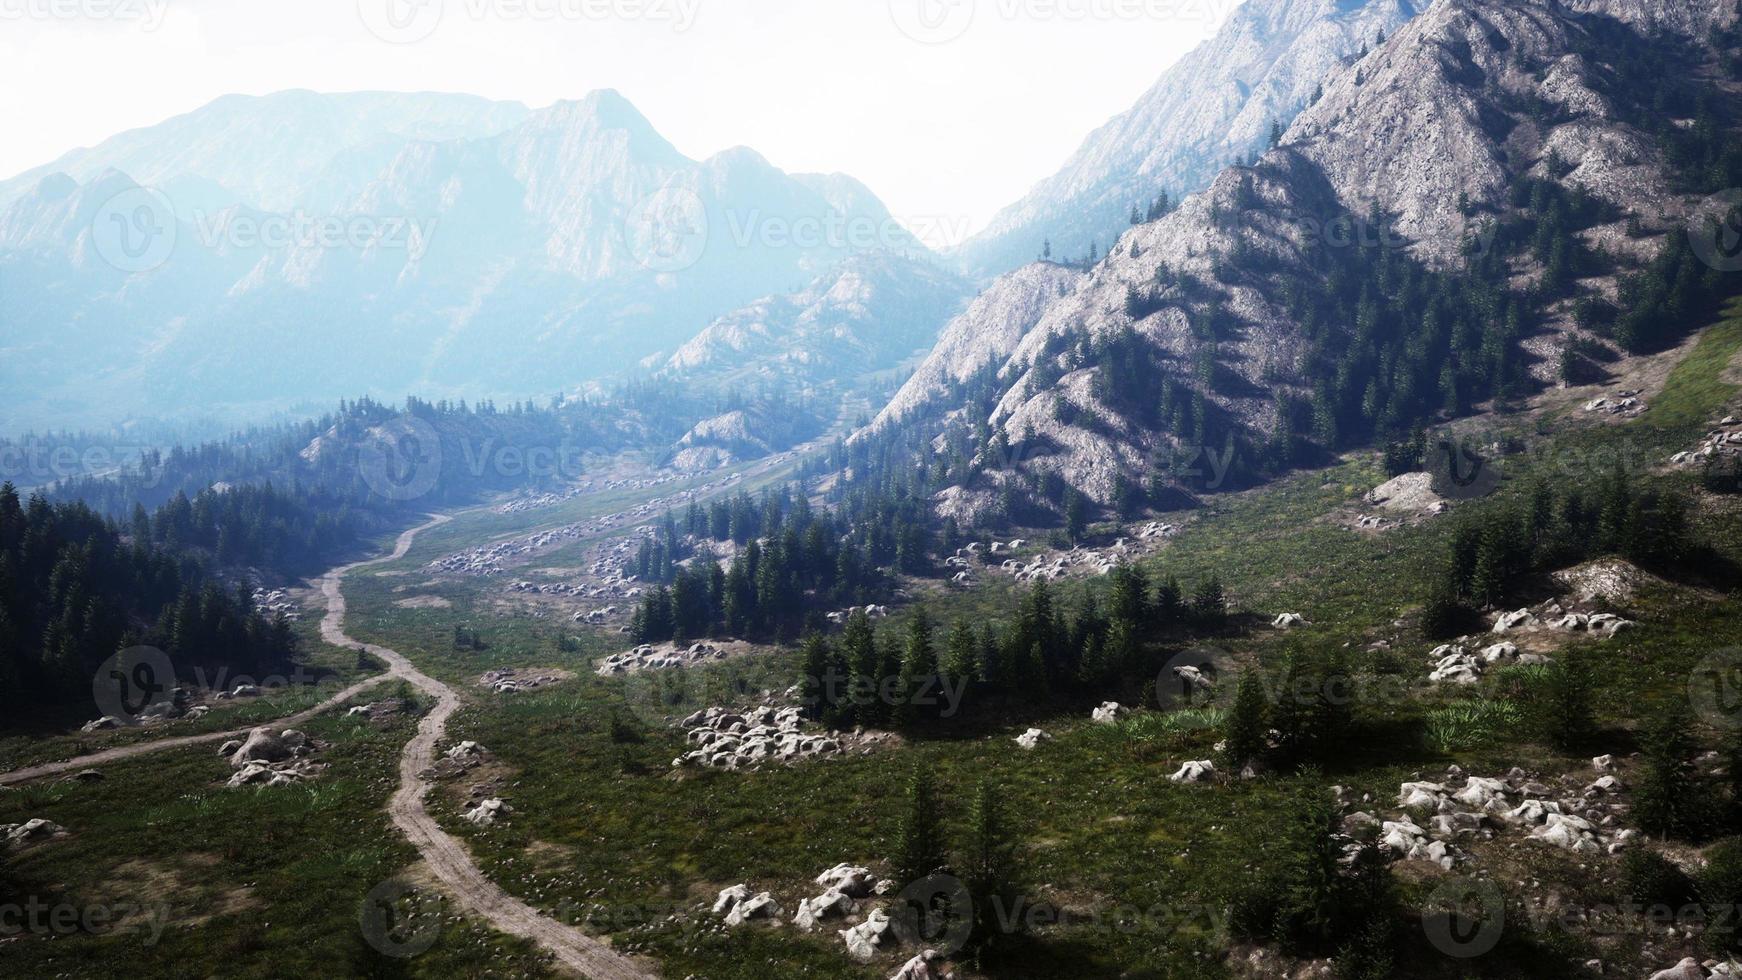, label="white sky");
[0,0,1234,242]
